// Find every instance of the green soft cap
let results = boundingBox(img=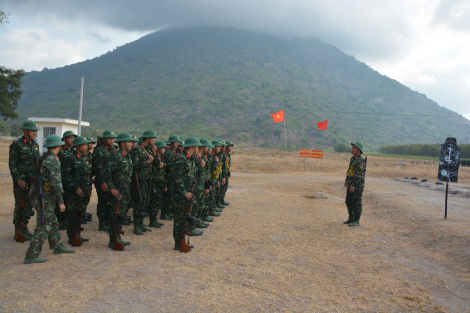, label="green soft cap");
[183,137,202,148]
[20,121,41,131]
[72,136,89,147]
[115,132,134,143]
[101,130,117,138]
[43,135,64,148]
[168,135,180,143]
[142,129,158,138]
[351,141,364,153]
[62,130,77,139]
